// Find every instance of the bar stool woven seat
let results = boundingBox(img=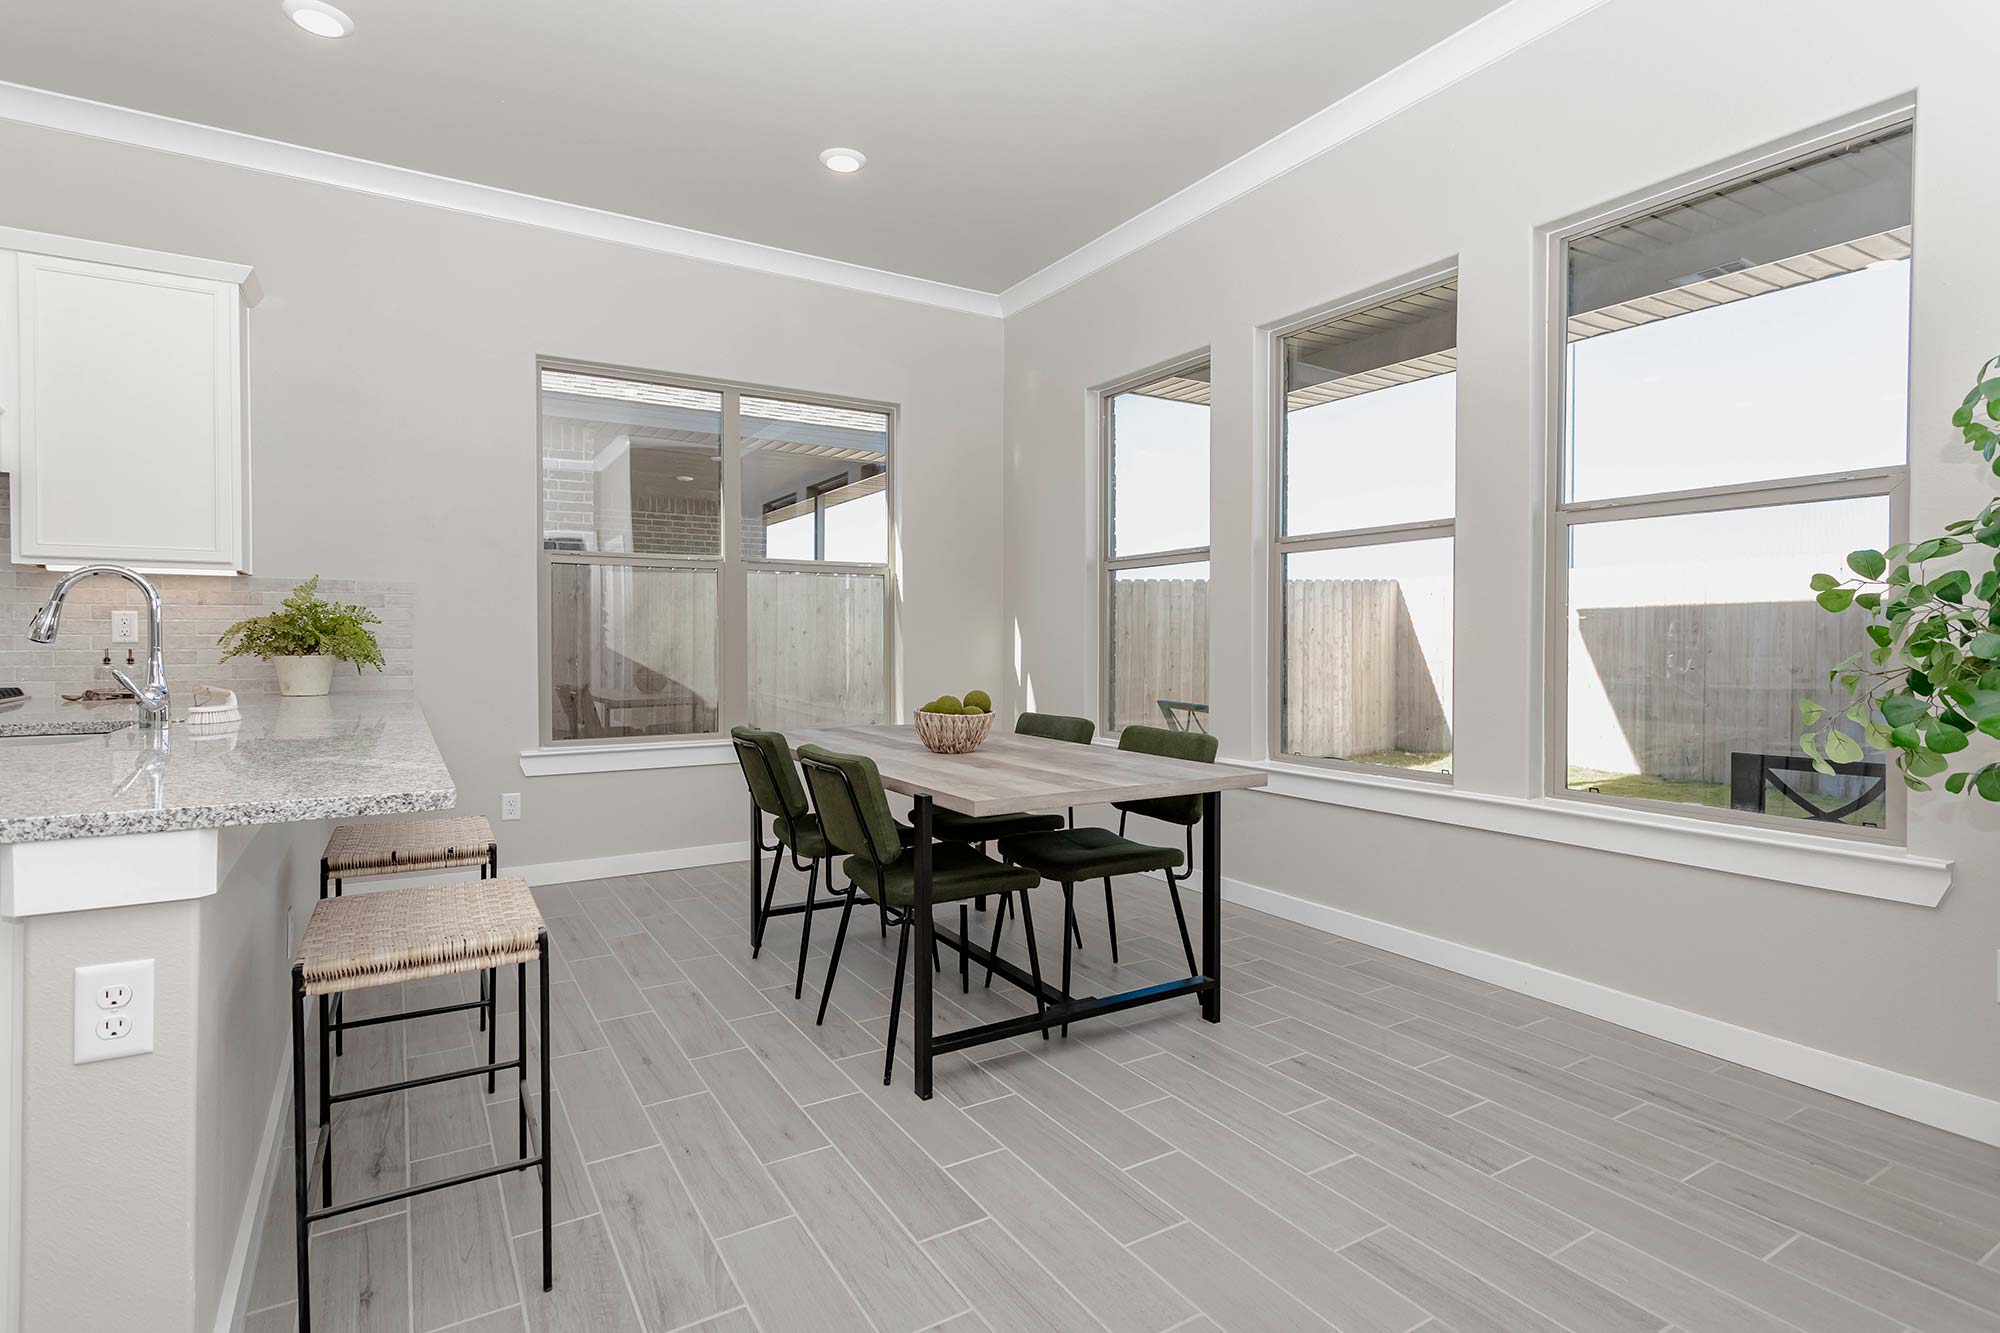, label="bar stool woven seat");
[323,815,496,879]
[297,876,543,996]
